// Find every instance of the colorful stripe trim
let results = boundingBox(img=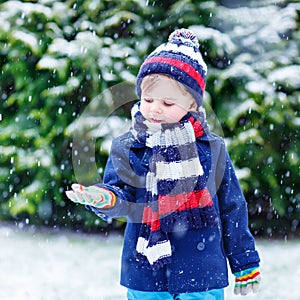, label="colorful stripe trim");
[235,269,261,283]
[142,56,206,92]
